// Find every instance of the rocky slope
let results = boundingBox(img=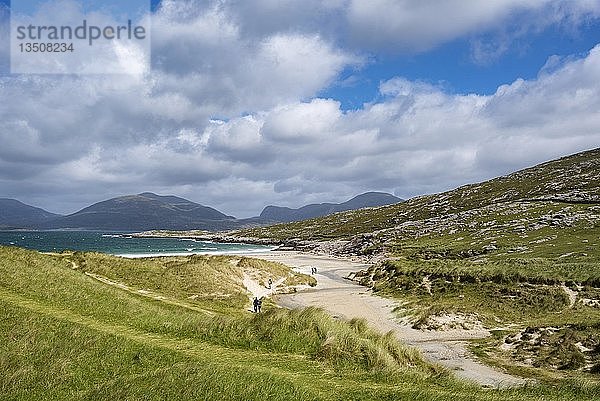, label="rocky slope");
[237,148,600,258]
